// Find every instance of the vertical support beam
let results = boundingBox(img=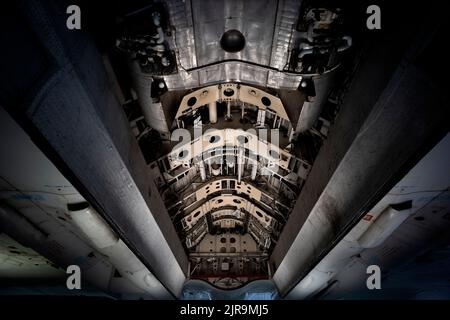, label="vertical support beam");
[296,72,335,133]
[251,160,258,180]
[257,109,266,127]
[226,101,232,119]
[208,102,217,124]
[237,147,244,183]
[198,159,206,182]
